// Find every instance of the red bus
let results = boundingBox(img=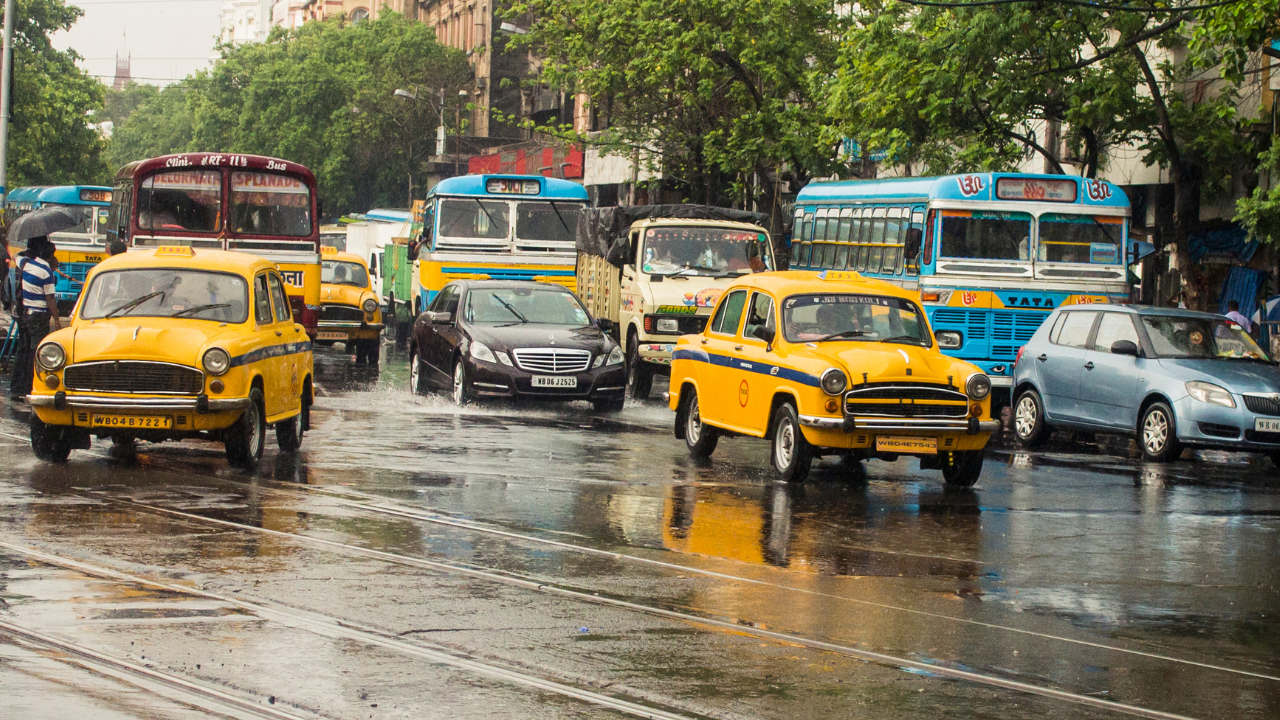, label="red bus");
[106,153,322,335]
